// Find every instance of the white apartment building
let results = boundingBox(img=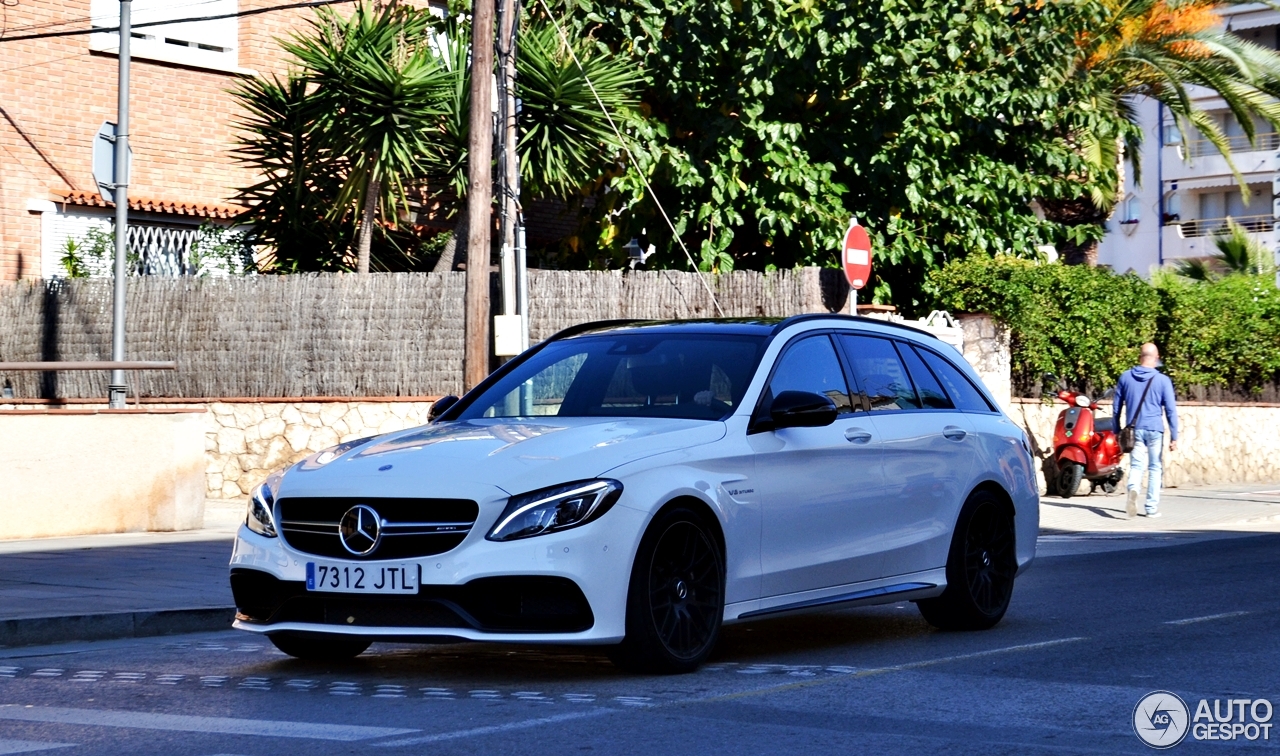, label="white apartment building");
[1097,4,1280,282]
